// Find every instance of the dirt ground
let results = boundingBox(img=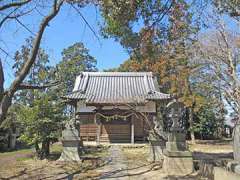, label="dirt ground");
[0,140,233,180]
[0,145,109,180]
